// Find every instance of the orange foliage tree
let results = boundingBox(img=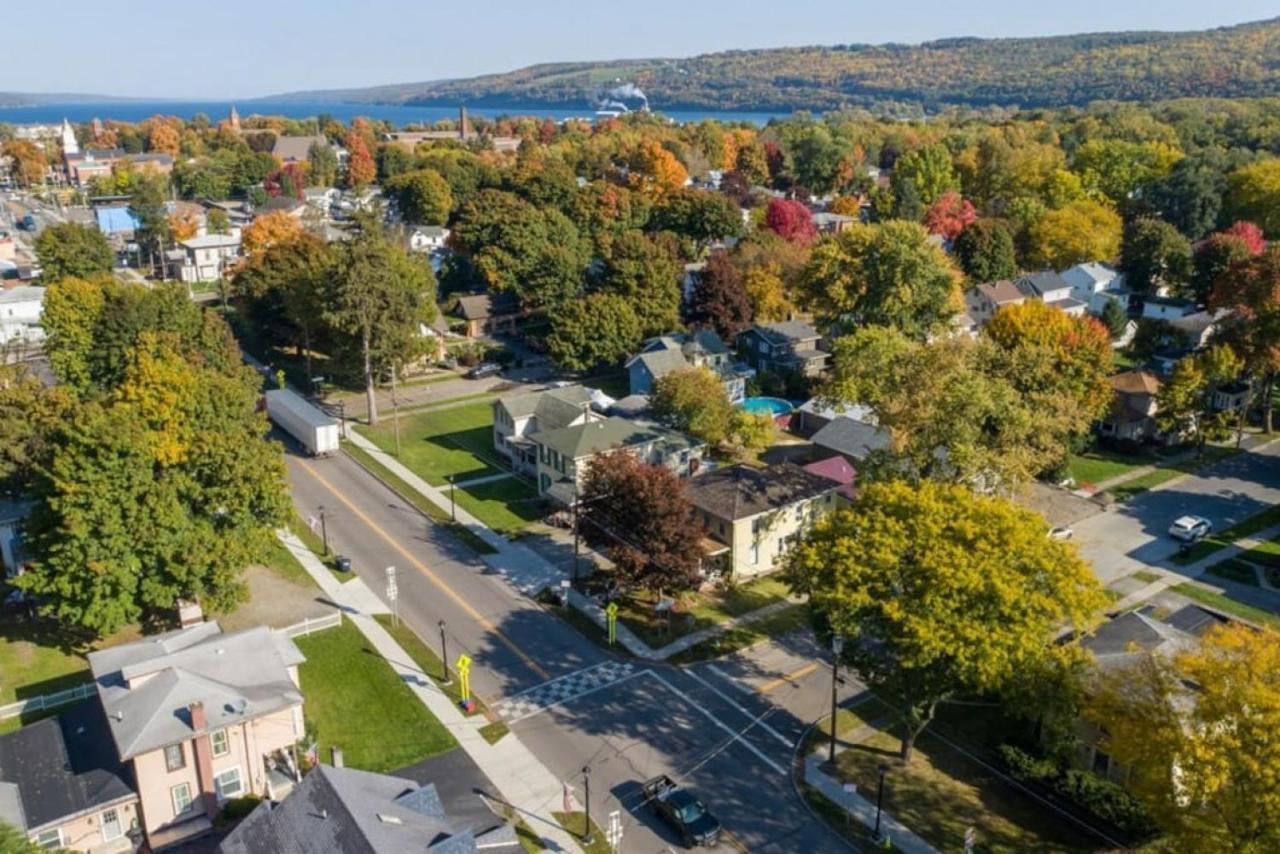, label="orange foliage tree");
[344,131,376,188]
[628,140,688,198]
[242,210,304,255]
